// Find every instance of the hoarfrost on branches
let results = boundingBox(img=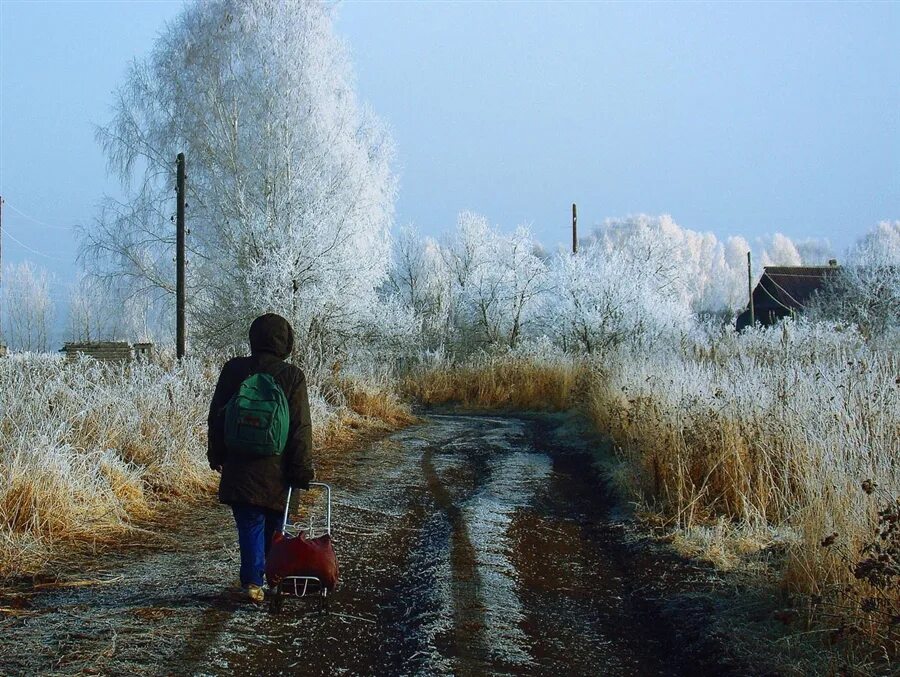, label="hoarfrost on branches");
[381,210,900,359]
[81,0,397,352]
[388,214,548,352]
[794,238,835,266]
[540,240,690,355]
[590,215,765,313]
[759,232,803,267]
[438,213,547,349]
[1,262,56,353]
[66,274,162,343]
[811,221,900,337]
